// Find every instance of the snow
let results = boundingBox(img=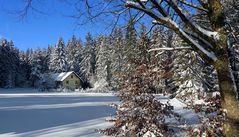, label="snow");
[172,99,199,124]
[49,71,78,81]
[155,95,200,134]
[152,15,218,61]
[143,131,156,137]
[192,21,219,40]
[0,88,117,137]
[0,118,111,137]
[0,88,200,137]
[148,47,192,52]
[167,18,218,61]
